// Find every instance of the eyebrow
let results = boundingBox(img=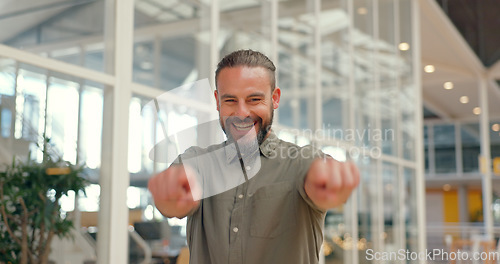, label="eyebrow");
[220,92,266,99]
